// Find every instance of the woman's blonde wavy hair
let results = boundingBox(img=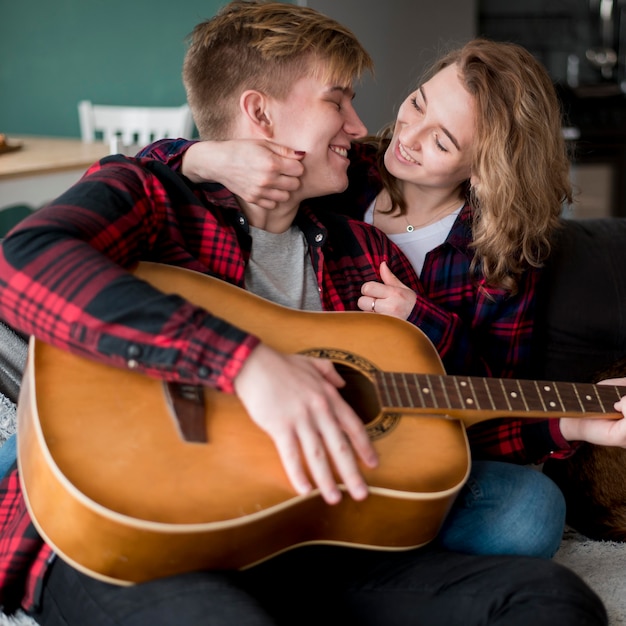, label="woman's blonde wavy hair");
[374,38,572,293]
